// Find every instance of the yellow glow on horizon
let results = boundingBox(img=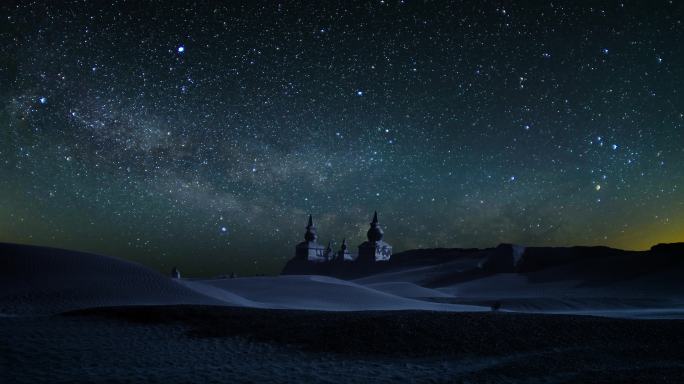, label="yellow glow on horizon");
[608,220,684,251]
